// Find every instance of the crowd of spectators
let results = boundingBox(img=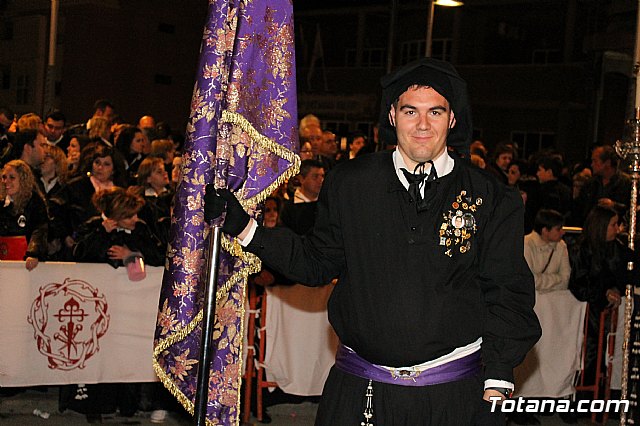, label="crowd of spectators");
[0,101,181,423]
[0,103,636,423]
